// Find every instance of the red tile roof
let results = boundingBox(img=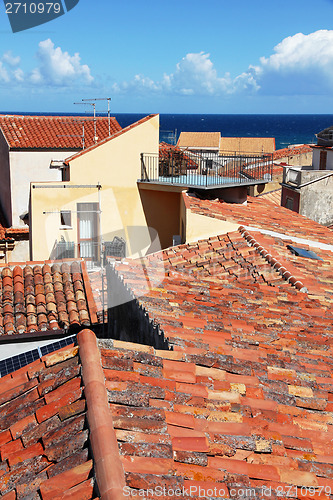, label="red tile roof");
[0,225,29,241]
[65,114,157,164]
[0,259,98,337]
[177,132,221,149]
[220,137,275,155]
[0,343,95,499]
[104,227,333,496]
[273,144,312,161]
[0,115,122,150]
[257,188,282,205]
[186,194,333,245]
[2,220,333,496]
